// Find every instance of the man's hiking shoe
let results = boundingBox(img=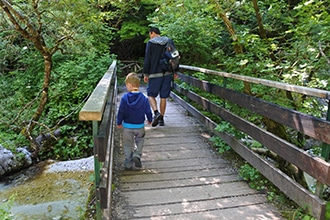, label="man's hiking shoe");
[152,112,162,127]
[159,117,164,126]
[133,157,142,168]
